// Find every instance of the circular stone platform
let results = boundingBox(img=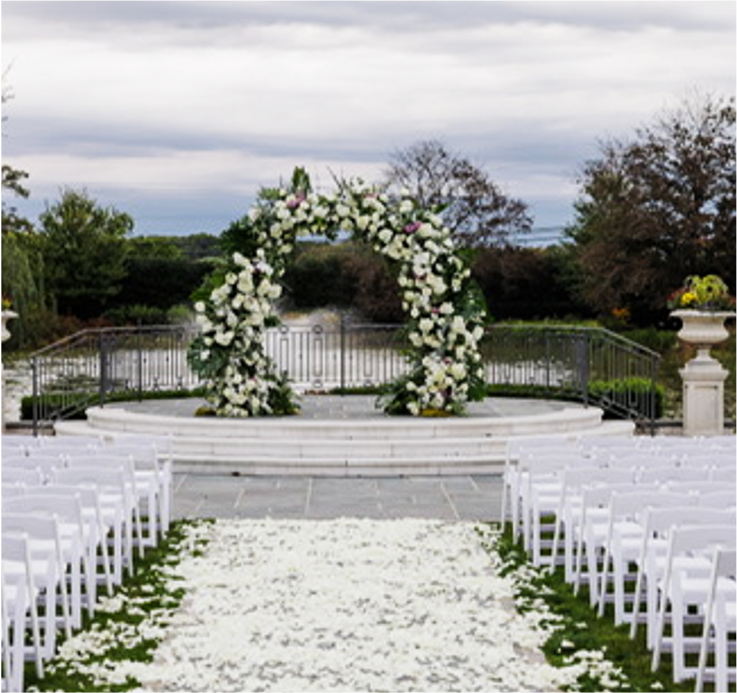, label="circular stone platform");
[54,396,635,476]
